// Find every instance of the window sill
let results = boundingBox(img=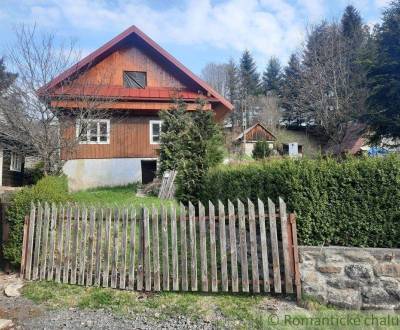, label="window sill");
[79,141,110,145]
